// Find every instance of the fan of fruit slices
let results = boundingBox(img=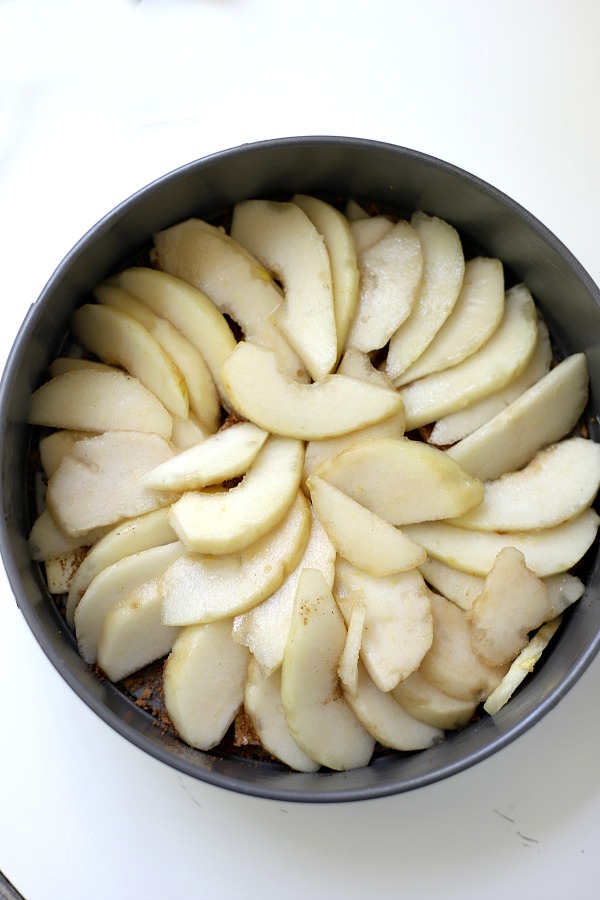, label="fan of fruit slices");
[27,194,600,772]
